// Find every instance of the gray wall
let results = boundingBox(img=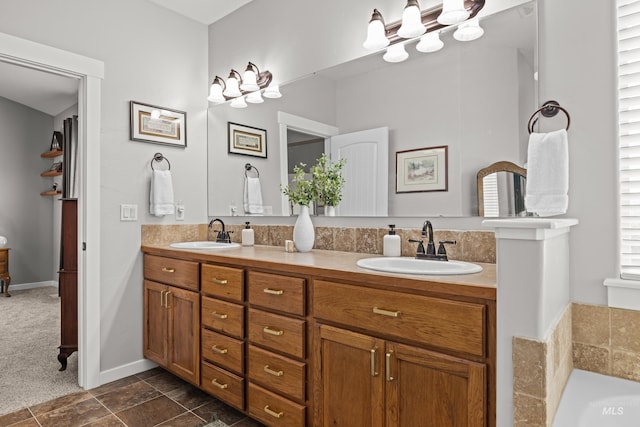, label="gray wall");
[0,0,209,373]
[0,96,54,284]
